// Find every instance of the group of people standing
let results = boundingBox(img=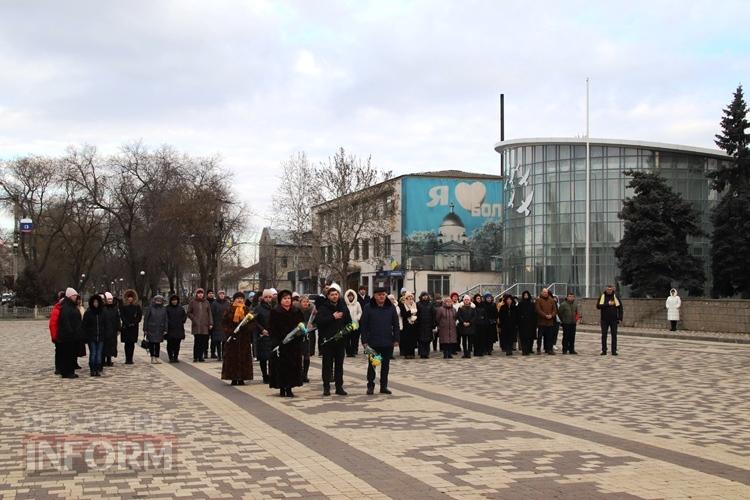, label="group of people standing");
[49,281,627,398]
